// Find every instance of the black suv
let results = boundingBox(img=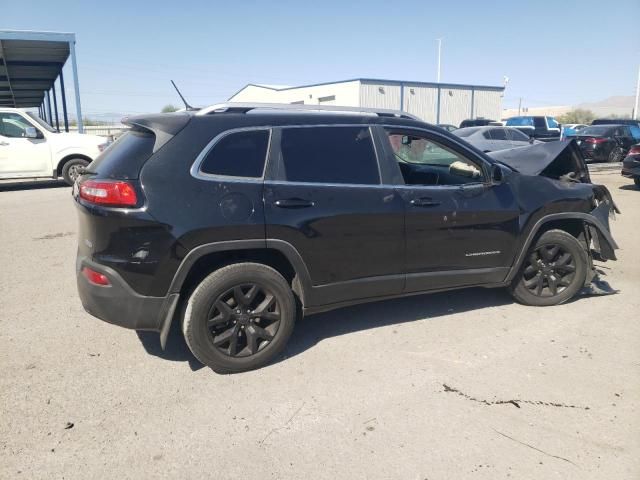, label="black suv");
[74,104,619,373]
